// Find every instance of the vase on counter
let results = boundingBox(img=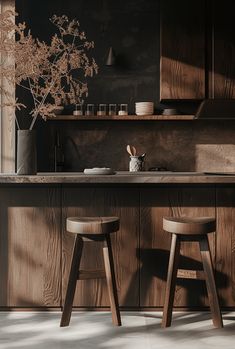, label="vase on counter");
[17,130,37,175]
